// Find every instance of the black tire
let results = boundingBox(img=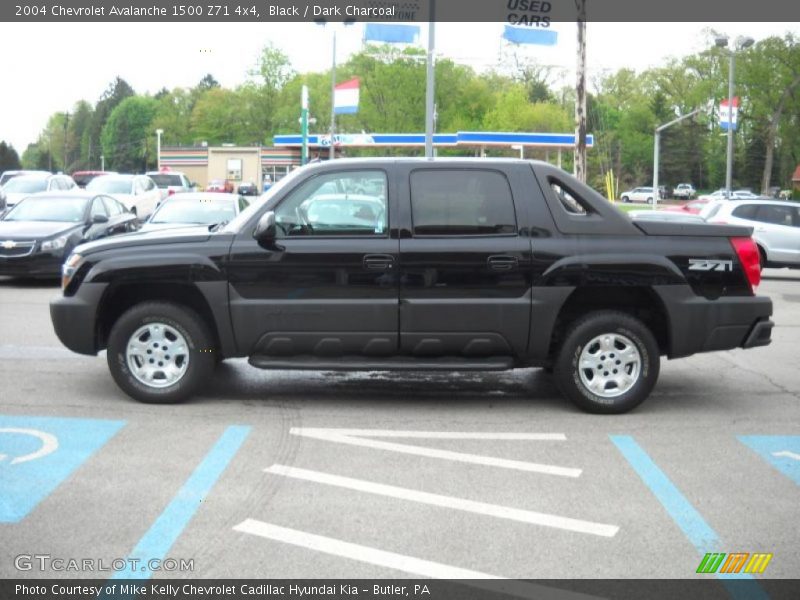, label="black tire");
[647,197,653,204]
[621,196,630,203]
[106,302,215,404]
[554,311,660,414]
[758,246,767,270]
